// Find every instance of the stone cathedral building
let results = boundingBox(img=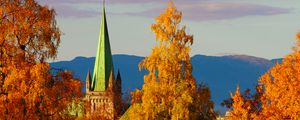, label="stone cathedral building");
[84,2,122,119]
